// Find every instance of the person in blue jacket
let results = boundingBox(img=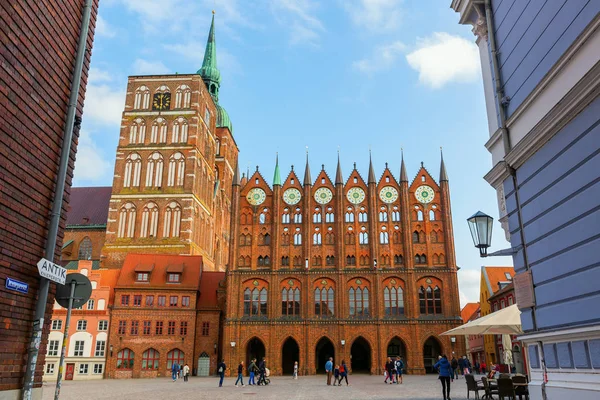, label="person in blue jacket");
[434,355,453,400]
